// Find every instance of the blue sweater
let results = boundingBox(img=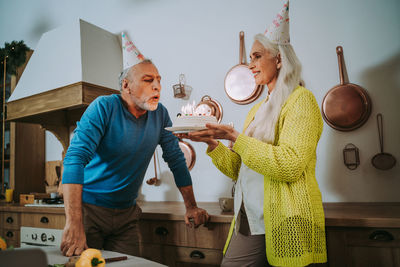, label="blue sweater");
[62,94,192,209]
